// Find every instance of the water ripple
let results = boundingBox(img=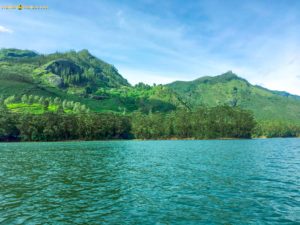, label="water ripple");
[0,139,300,224]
